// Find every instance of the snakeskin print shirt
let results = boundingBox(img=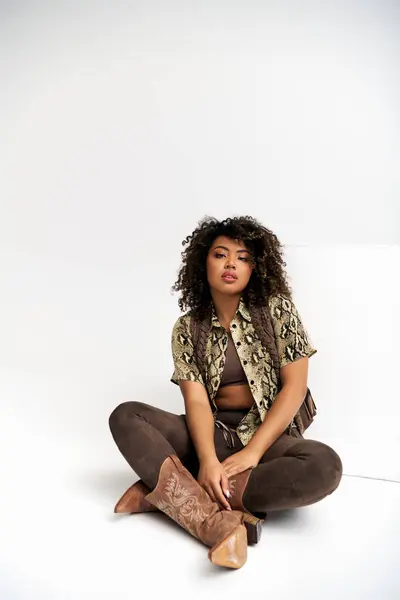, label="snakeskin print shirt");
[170,293,317,446]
